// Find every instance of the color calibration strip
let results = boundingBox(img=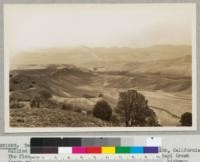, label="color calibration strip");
[60,146,158,154]
[31,138,159,154]
[31,146,159,154]
[32,146,159,154]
